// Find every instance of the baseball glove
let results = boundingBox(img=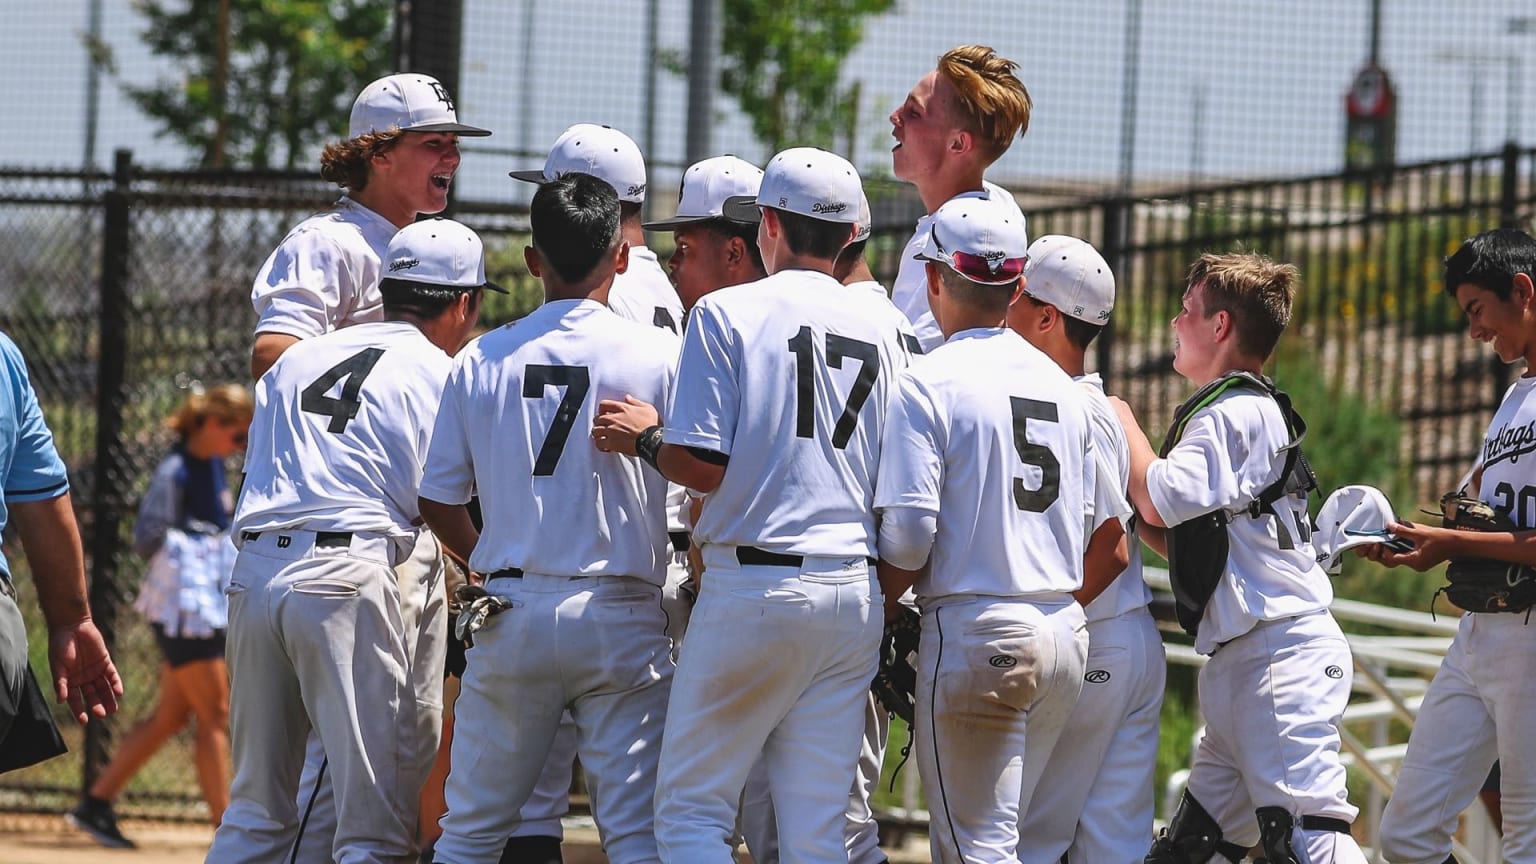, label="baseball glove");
[870,606,920,726]
[1438,491,1536,614]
